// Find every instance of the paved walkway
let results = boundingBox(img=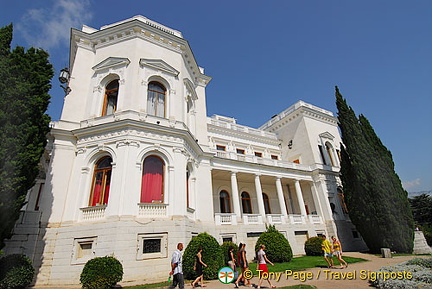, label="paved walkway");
[203,253,427,289]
